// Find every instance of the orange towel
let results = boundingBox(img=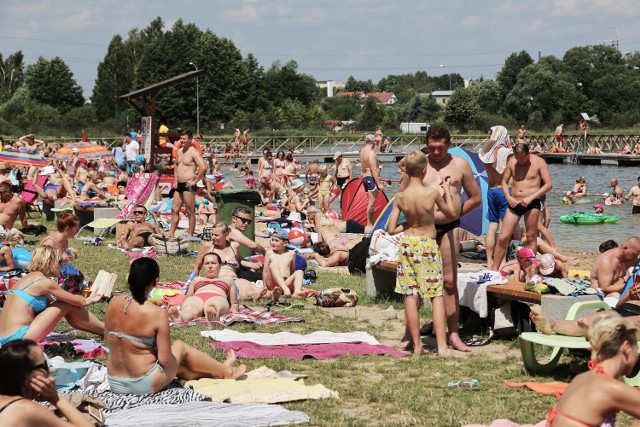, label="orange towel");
[504,381,568,397]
